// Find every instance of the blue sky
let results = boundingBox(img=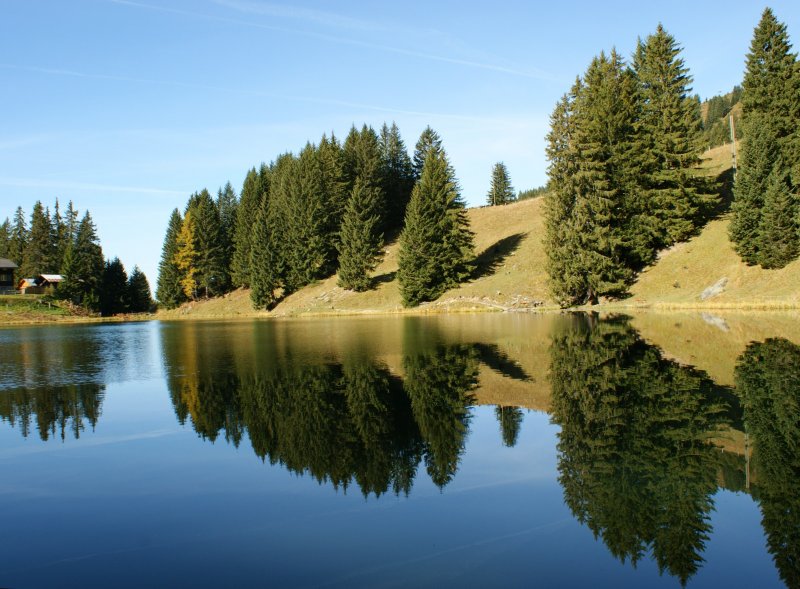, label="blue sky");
[2,0,799,287]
